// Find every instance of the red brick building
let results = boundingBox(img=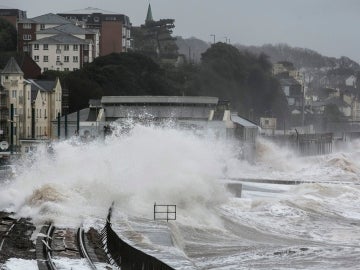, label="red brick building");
[57,7,131,56]
[0,6,26,28]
